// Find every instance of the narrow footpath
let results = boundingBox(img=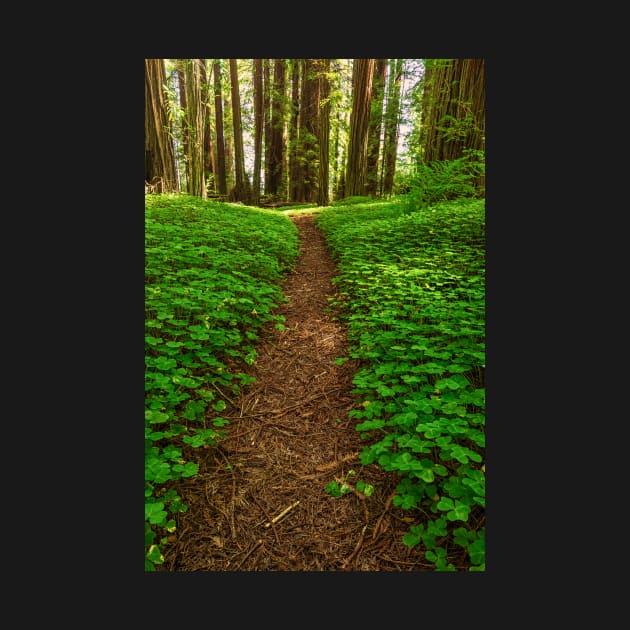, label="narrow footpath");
[161,214,428,571]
